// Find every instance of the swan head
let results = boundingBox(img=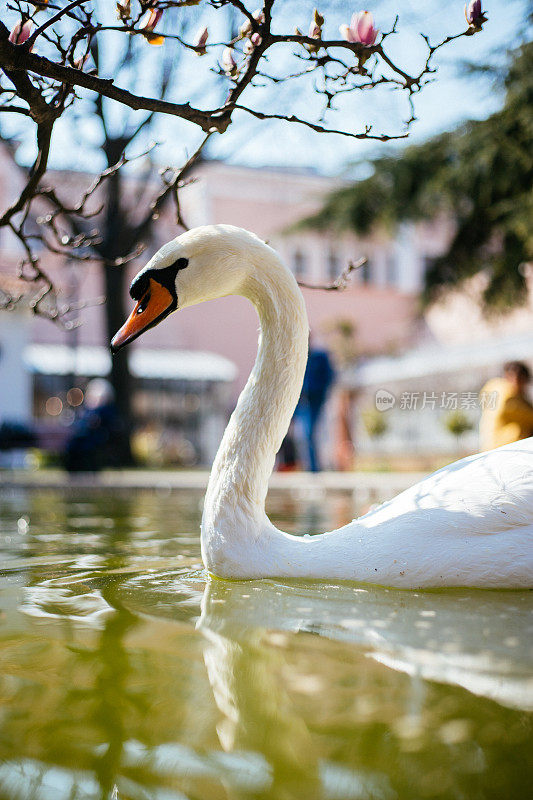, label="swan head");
[111,224,265,352]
